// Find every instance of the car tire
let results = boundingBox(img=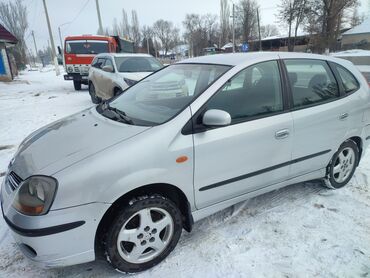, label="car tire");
[89,83,101,104]
[105,195,183,273]
[323,140,359,189]
[73,80,82,91]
